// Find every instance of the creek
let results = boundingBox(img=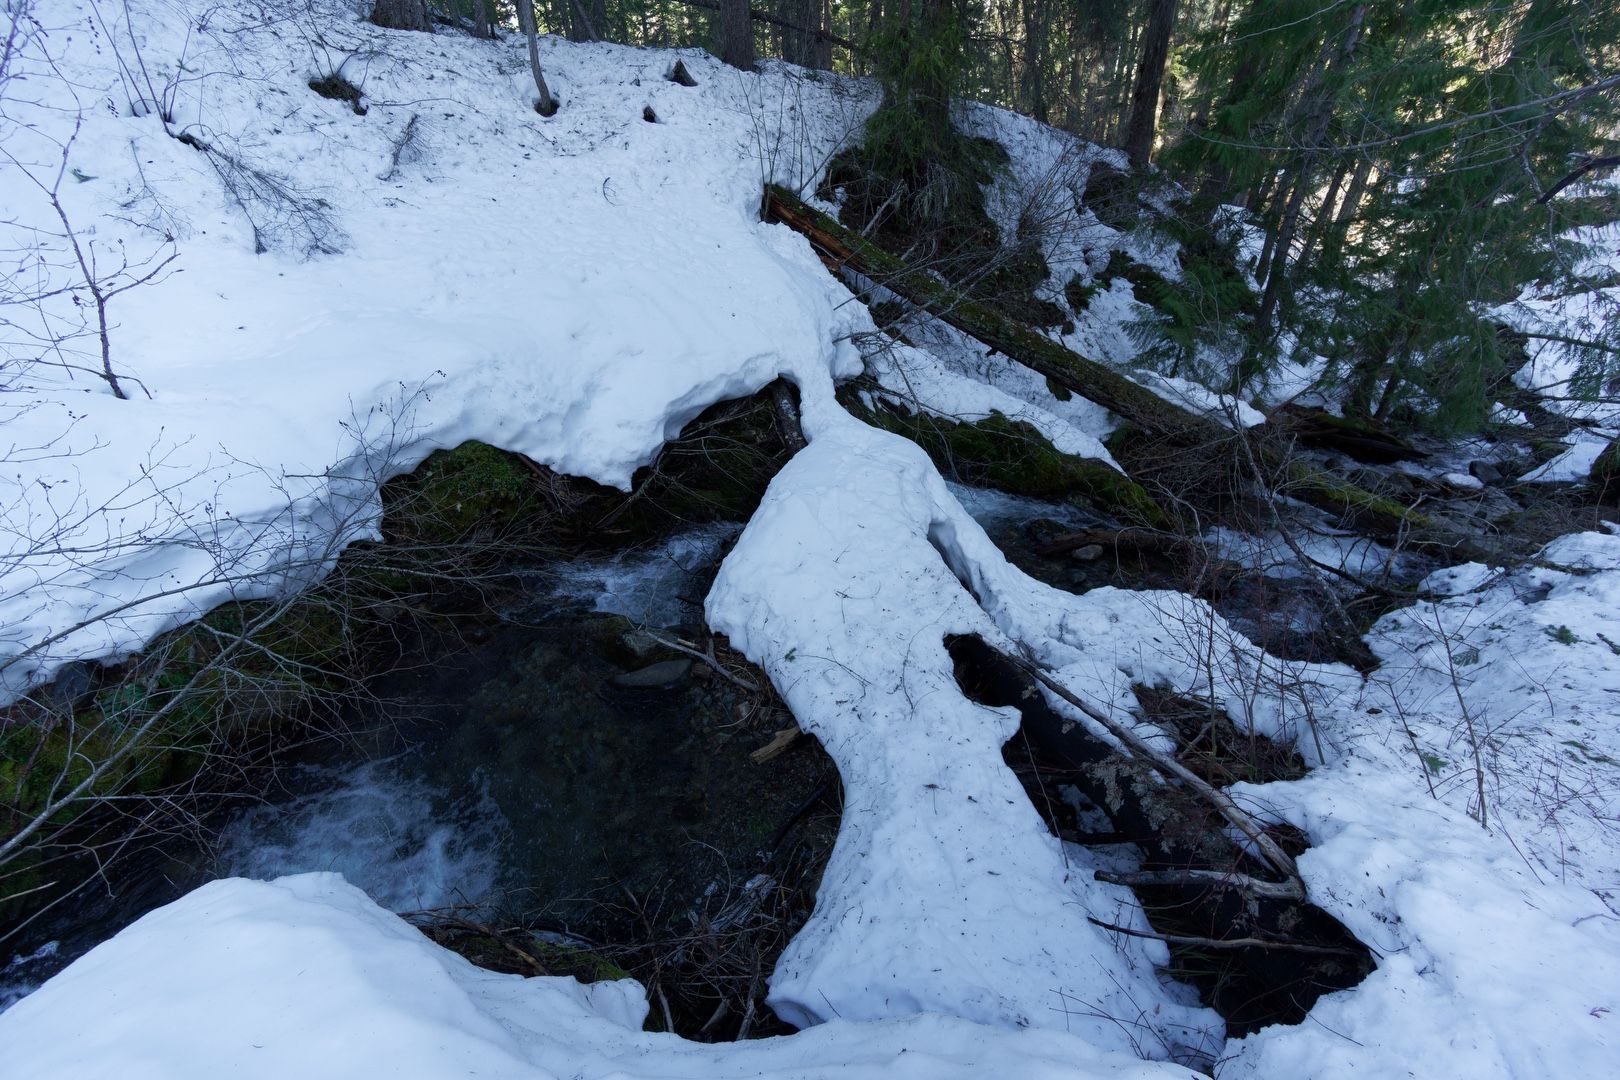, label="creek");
[1,524,833,1017]
[2,480,1392,1043]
